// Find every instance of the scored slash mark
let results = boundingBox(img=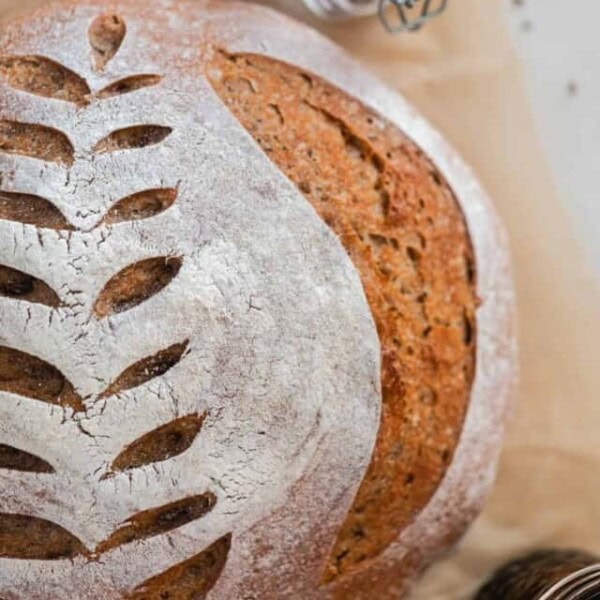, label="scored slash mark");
[103,413,206,479]
[93,256,183,318]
